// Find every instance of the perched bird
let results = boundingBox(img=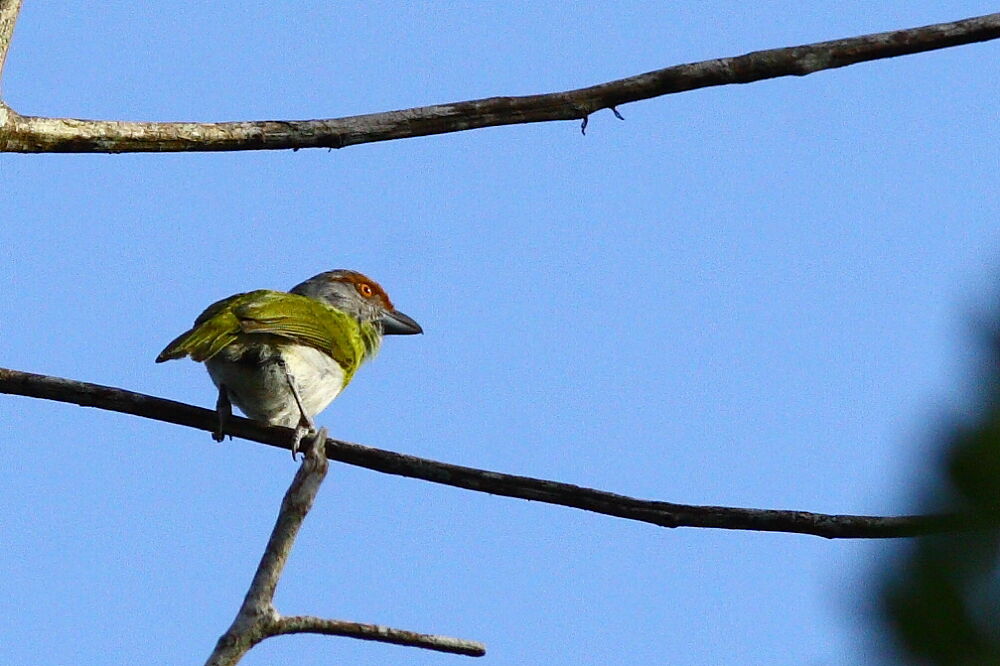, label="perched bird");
[156,270,422,455]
